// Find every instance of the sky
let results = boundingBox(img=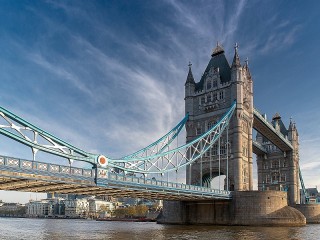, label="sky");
[0,0,320,203]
